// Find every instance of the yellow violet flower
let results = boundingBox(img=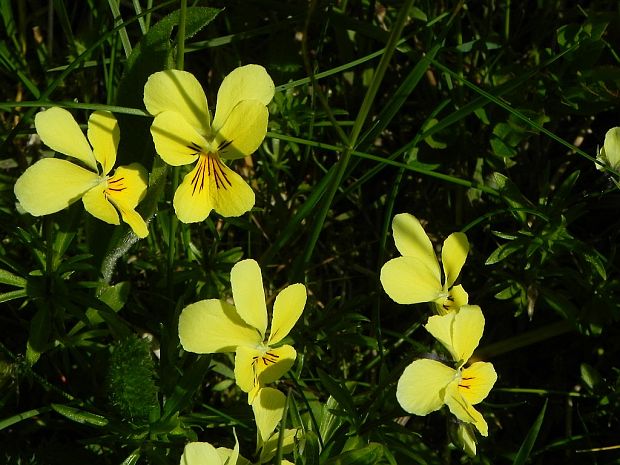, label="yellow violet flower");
[178,259,306,401]
[380,213,469,314]
[396,305,497,436]
[143,65,275,223]
[180,435,241,465]
[14,107,149,238]
[597,127,620,172]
